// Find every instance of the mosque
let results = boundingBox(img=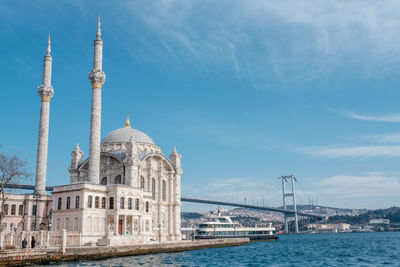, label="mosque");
[2,18,183,245]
